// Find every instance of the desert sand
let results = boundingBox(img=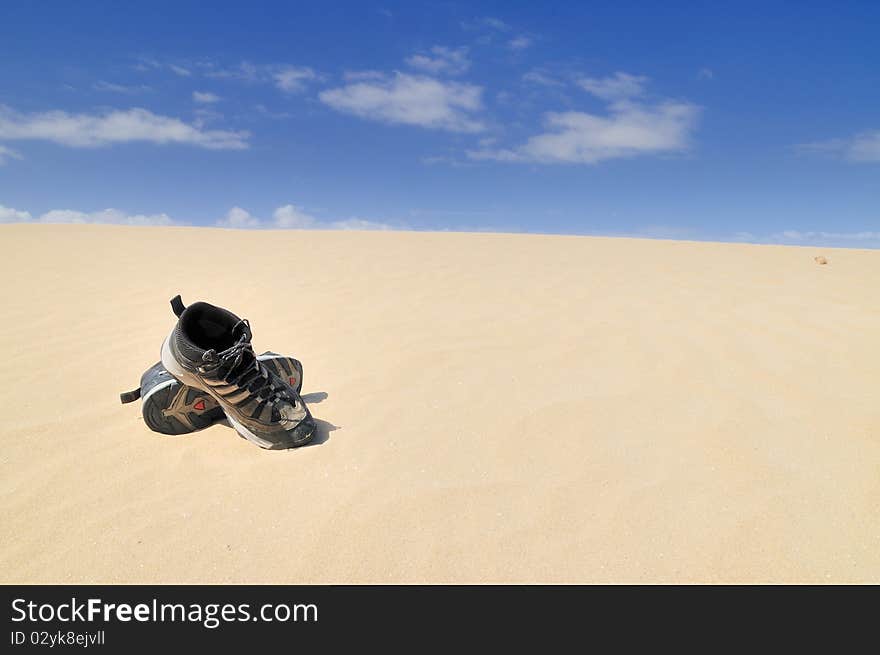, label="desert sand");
[1,223,878,583]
